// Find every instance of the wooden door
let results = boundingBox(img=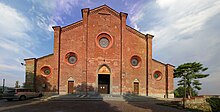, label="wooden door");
[134,82,139,94]
[68,81,74,94]
[98,84,108,94]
